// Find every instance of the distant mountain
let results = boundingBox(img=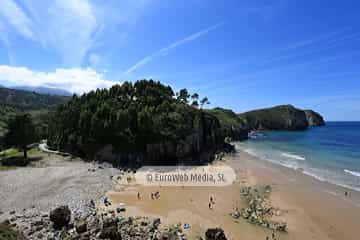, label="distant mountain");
[12,86,72,96]
[0,86,70,110]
